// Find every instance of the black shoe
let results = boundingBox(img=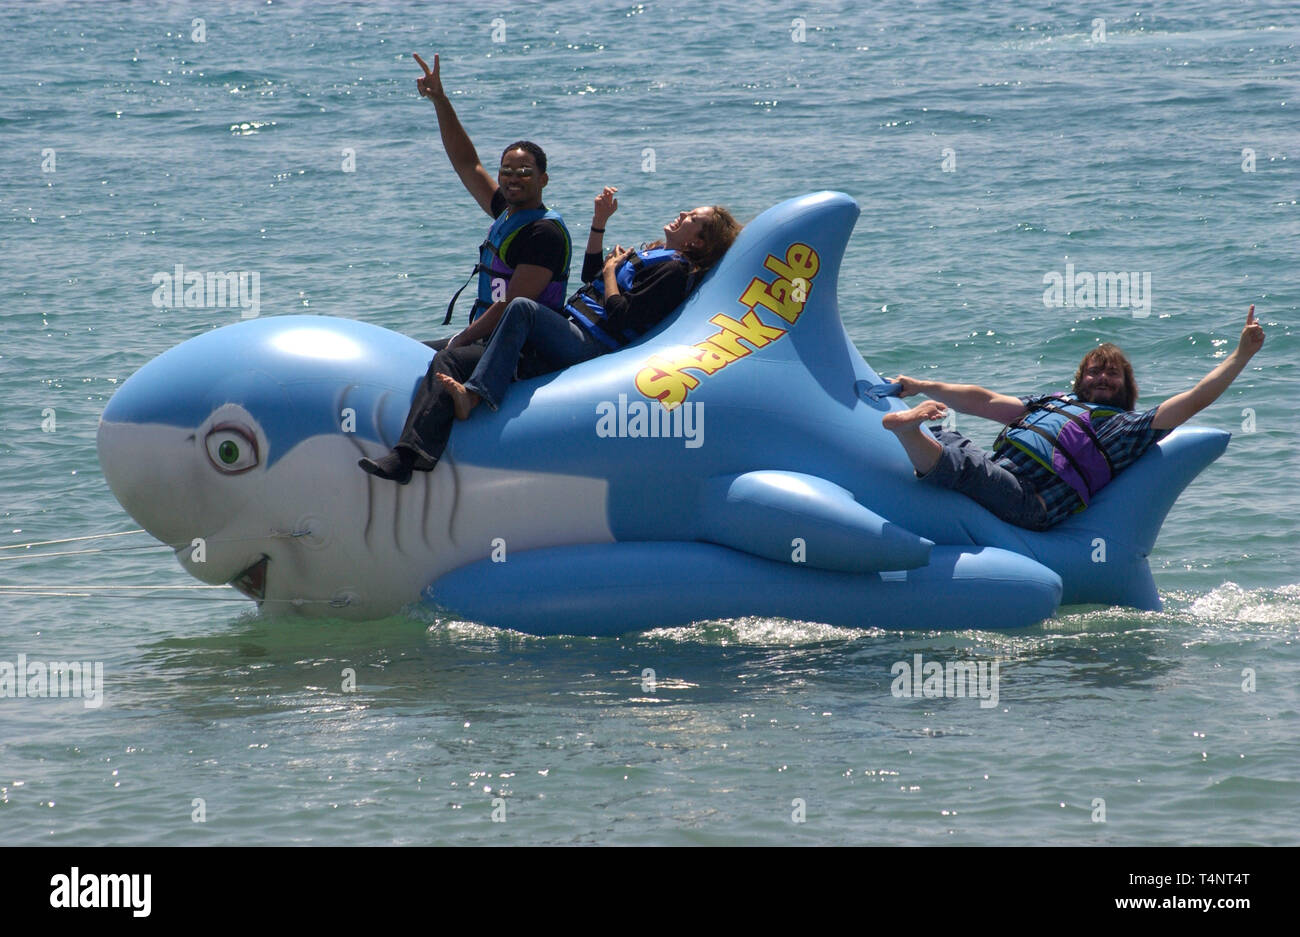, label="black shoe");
[359,450,413,485]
